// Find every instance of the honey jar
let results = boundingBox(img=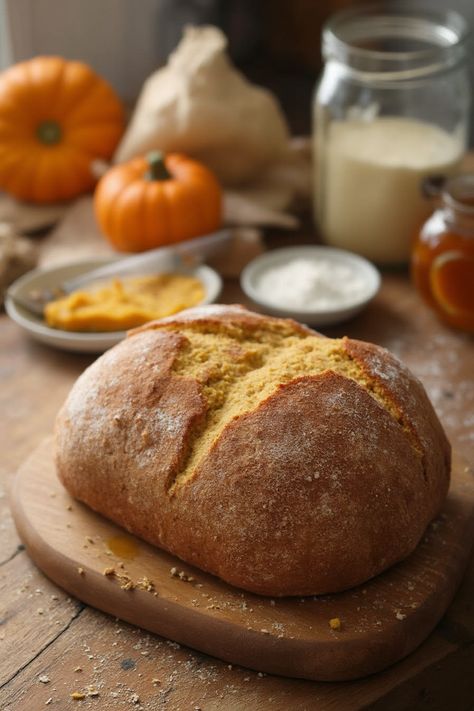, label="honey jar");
[411,174,474,333]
